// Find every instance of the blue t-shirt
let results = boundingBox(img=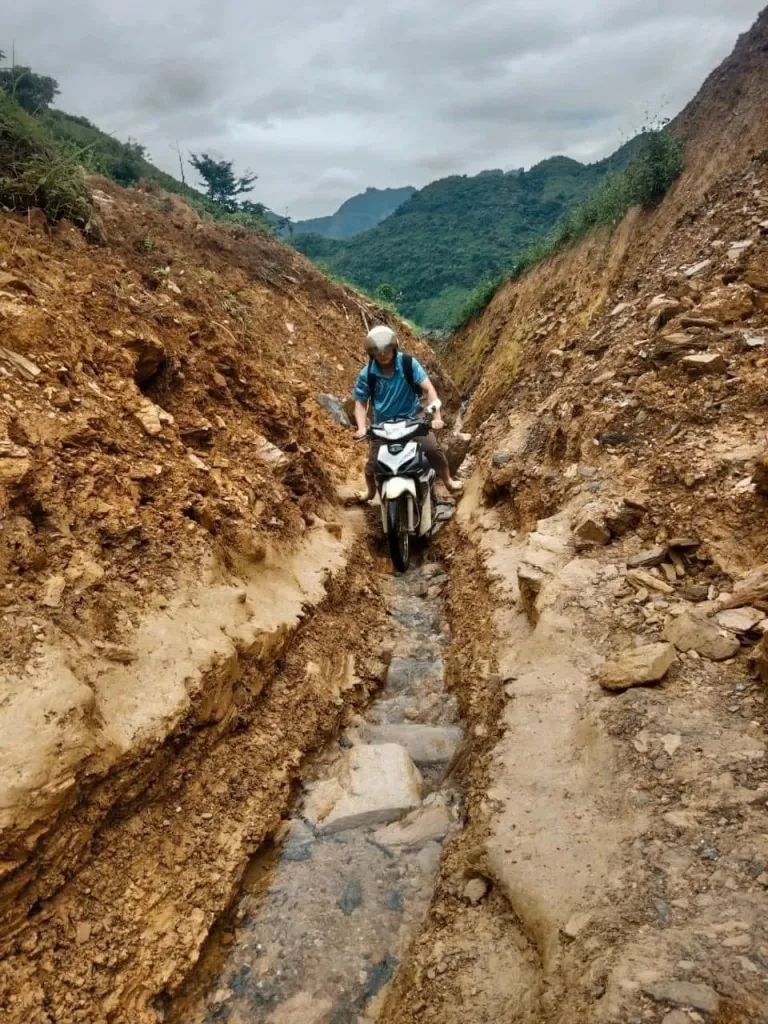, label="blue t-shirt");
[353,353,427,423]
